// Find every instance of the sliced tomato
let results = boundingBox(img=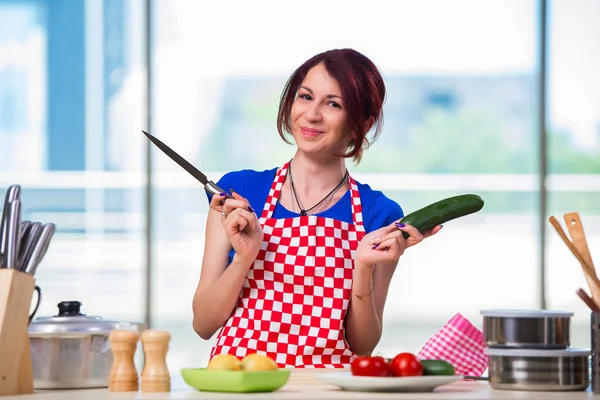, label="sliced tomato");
[389,352,423,377]
[351,356,392,377]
